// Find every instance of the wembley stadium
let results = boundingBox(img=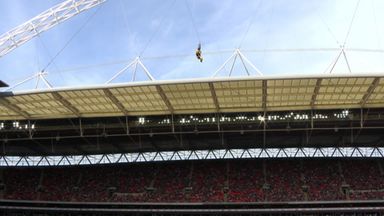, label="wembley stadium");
[1,0,384,215]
